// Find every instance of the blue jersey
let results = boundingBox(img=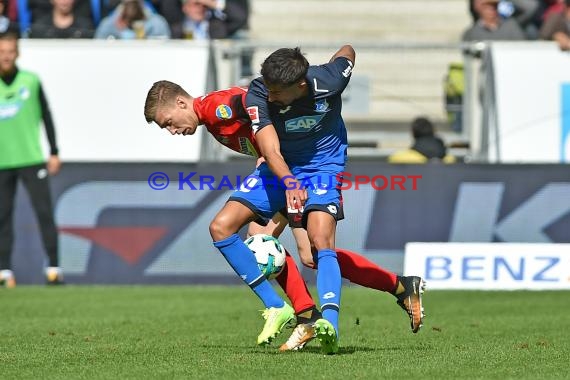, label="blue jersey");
[245,57,353,174]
